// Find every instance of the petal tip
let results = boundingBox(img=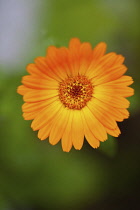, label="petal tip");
[69,38,81,48]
